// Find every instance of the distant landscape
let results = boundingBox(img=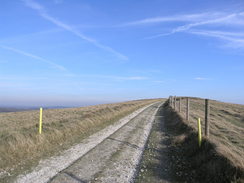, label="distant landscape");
[0,106,70,113]
[0,107,38,113]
